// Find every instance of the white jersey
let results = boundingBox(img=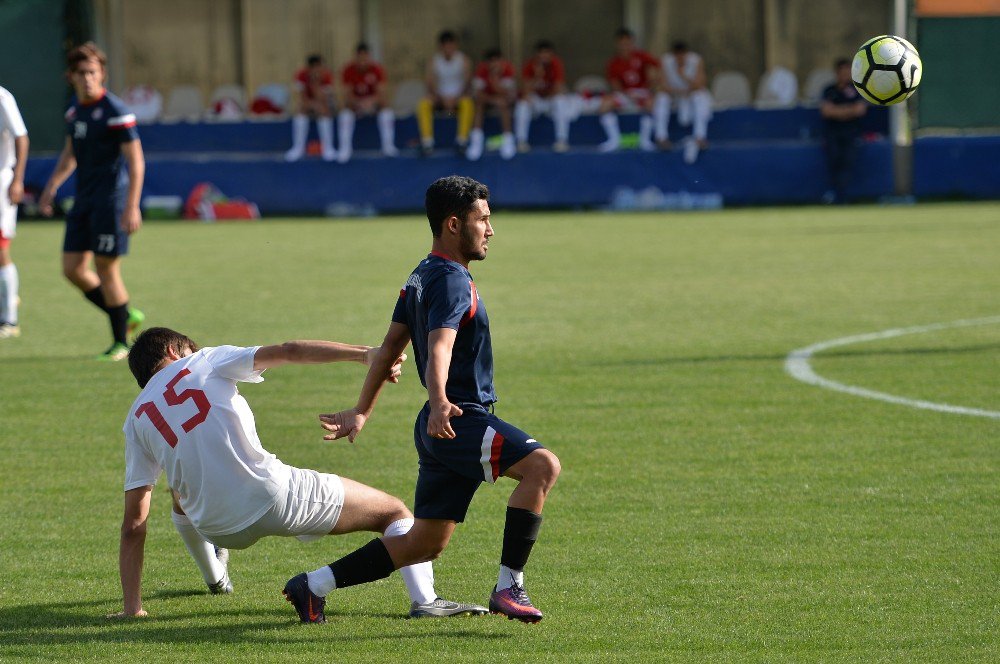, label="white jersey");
[662,52,703,93]
[123,345,292,538]
[0,86,27,171]
[432,52,468,97]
